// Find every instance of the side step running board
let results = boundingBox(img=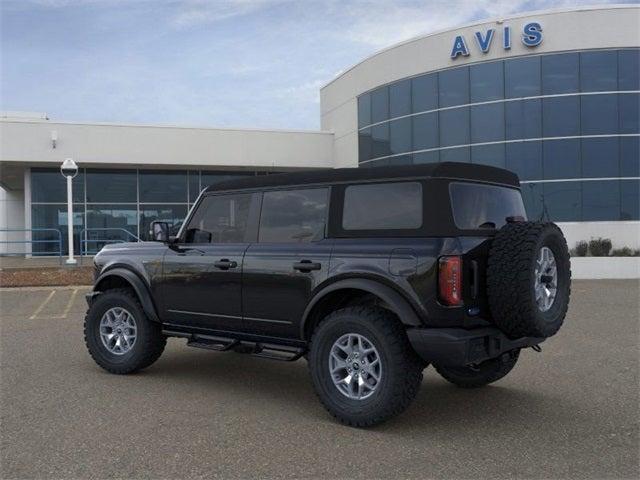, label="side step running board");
[163,330,305,362]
